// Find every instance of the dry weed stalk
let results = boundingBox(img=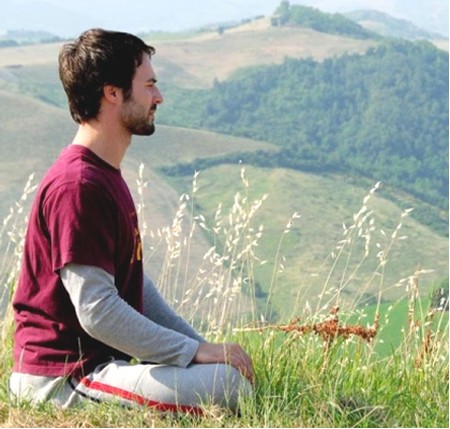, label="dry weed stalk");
[312,181,422,325]
[242,306,379,348]
[1,174,37,343]
[135,163,149,246]
[397,268,448,369]
[414,309,437,368]
[315,182,381,308]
